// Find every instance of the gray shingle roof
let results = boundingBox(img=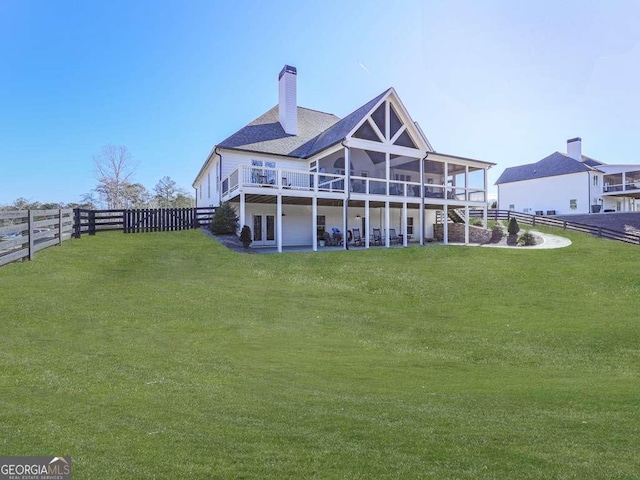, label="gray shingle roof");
[218,89,390,159]
[581,155,604,167]
[495,152,601,185]
[217,106,340,157]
